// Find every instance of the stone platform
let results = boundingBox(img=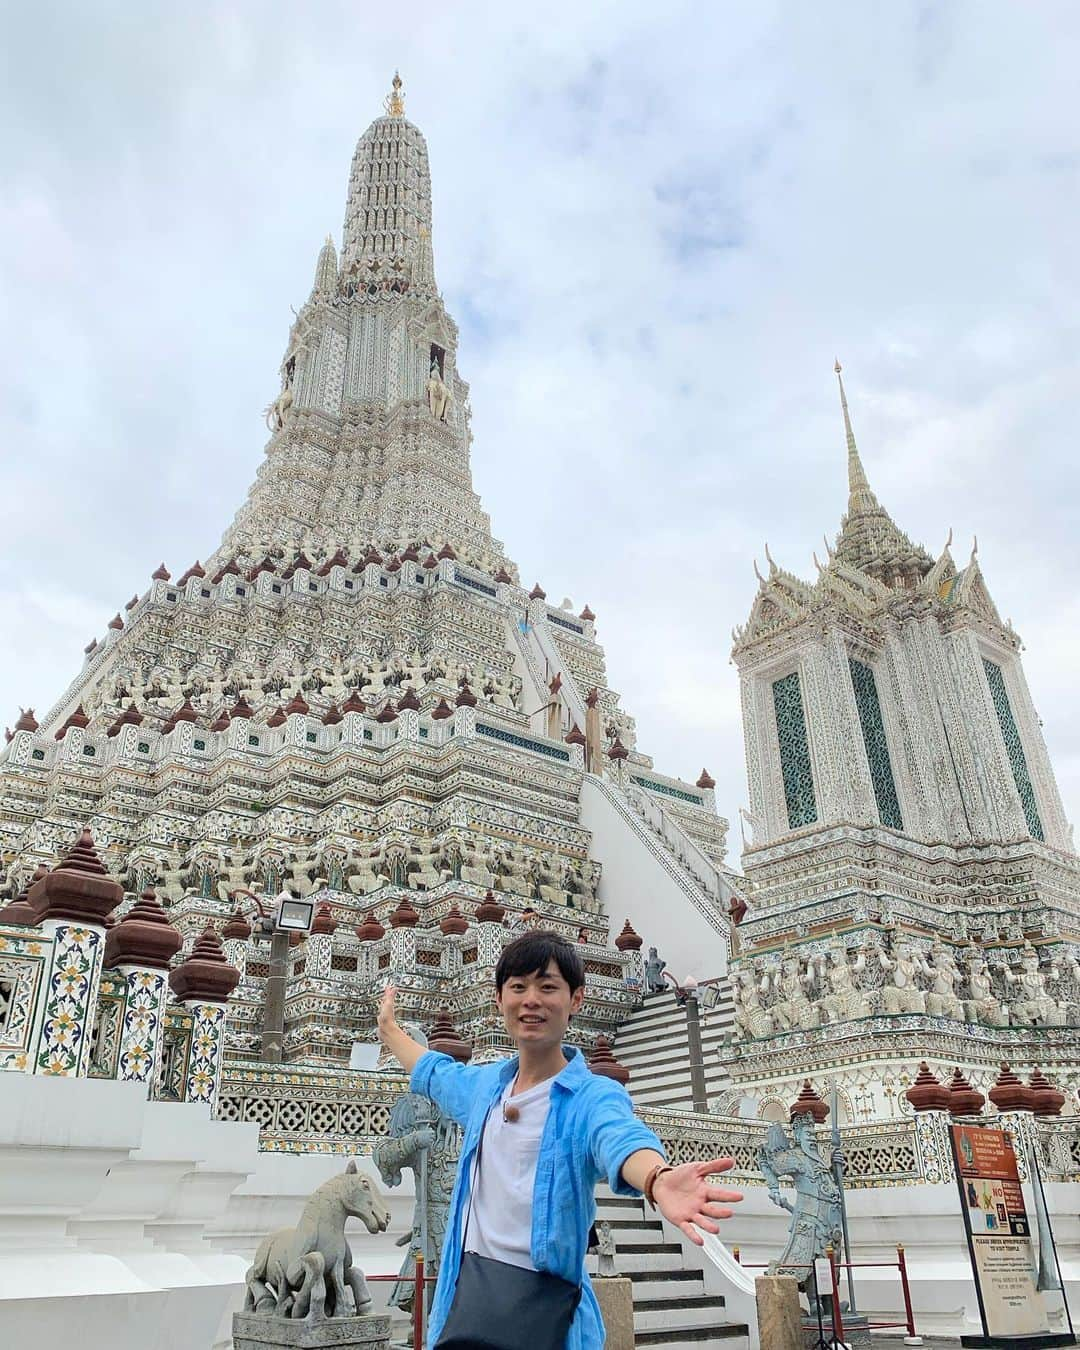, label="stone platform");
[232,1313,391,1349]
